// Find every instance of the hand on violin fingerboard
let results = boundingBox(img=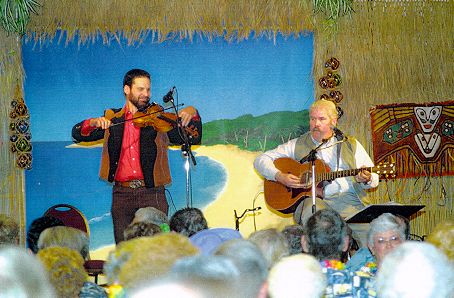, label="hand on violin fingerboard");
[178,106,198,127]
[90,117,112,130]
